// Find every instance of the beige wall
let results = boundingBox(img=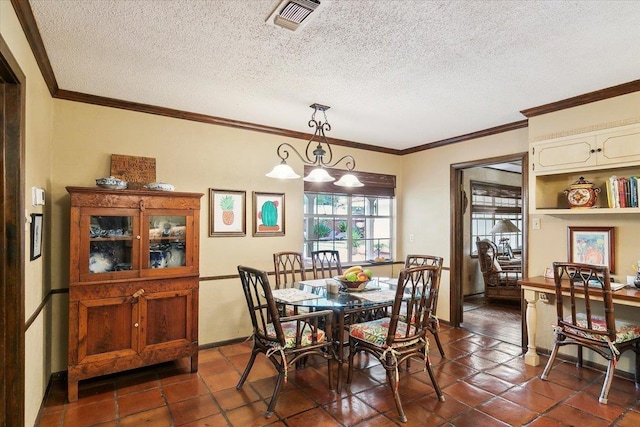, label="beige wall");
[1,2,55,425]
[527,93,640,372]
[400,127,530,321]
